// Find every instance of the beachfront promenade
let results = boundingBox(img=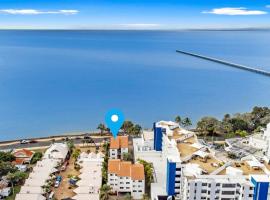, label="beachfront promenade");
[176,50,270,77]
